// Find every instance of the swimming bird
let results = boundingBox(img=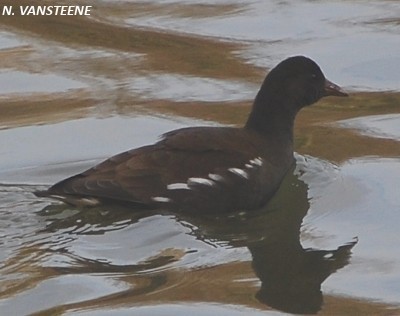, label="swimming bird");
[35,56,347,213]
